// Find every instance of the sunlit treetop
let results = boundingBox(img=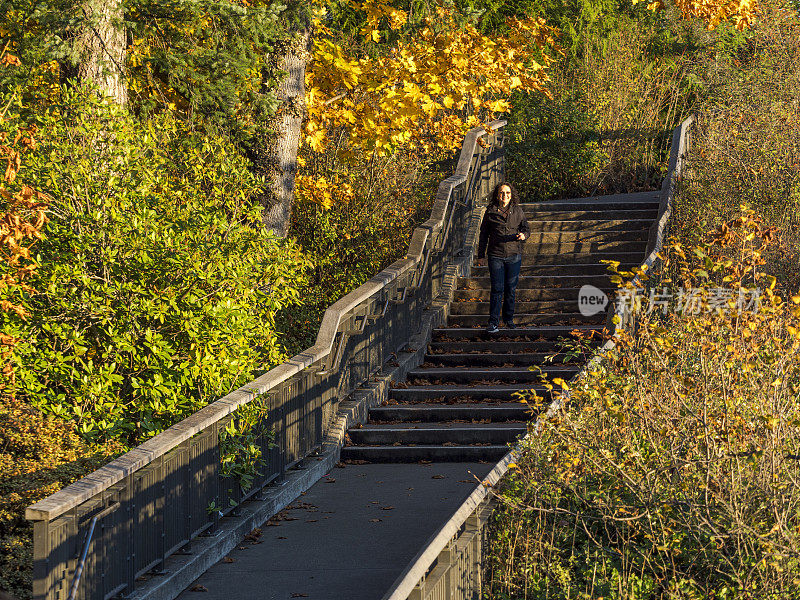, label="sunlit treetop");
[305,0,559,157]
[637,0,758,30]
